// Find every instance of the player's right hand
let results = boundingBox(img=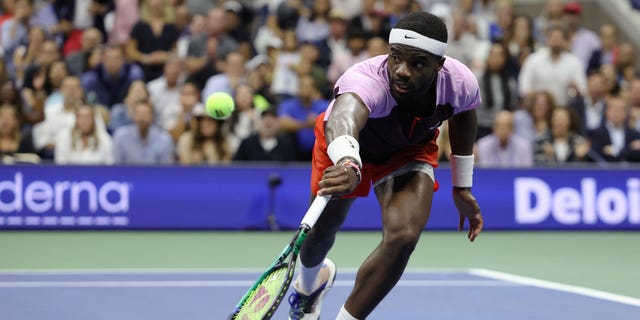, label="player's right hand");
[317,165,359,196]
